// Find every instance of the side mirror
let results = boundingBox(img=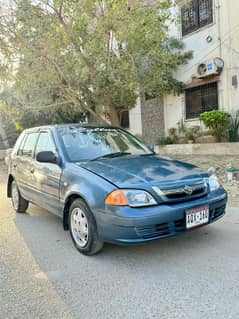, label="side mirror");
[147,144,155,153]
[36,151,60,165]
